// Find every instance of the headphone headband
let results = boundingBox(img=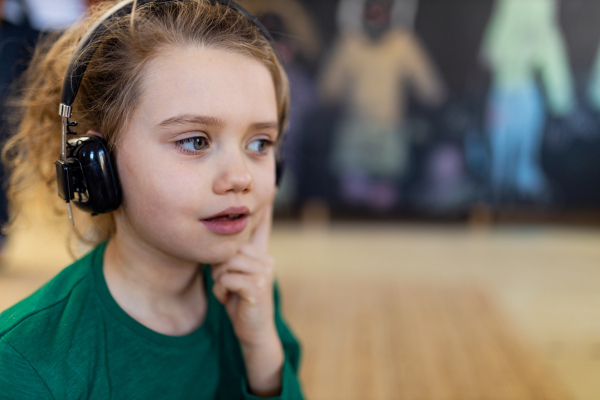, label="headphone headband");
[60,0,280,110]
[61,0,153,108]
